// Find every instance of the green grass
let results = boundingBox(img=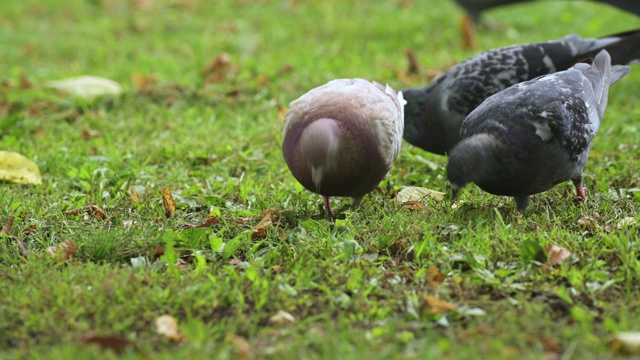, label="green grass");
[1,0,639,358]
